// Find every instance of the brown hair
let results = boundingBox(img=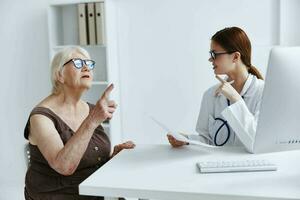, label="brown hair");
[211,27,264,80]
